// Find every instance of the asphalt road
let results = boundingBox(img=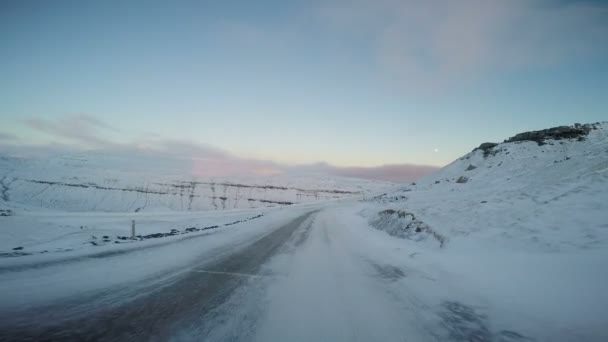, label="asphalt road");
[0,211,316,341]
